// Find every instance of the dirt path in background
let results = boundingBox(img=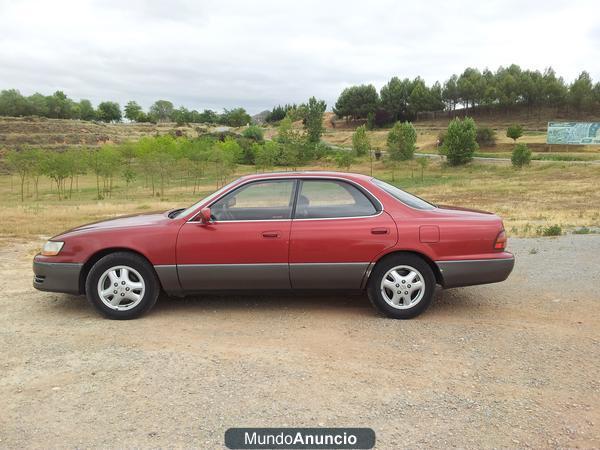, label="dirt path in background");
[1,236,599,448]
